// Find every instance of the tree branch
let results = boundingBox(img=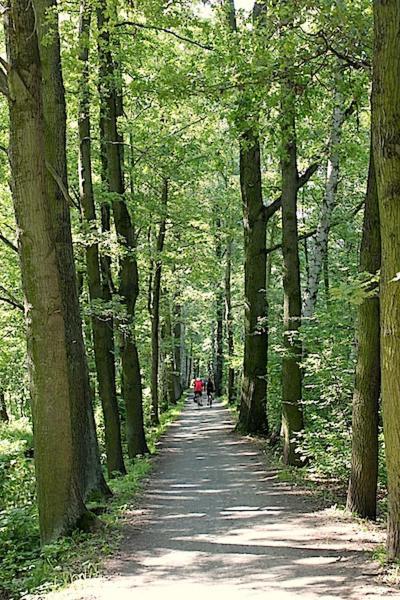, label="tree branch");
[0,232,18,253]
[0,67,9,98]
[297,161,320,189]
[319,31,371,71]
[46,162,80,210]
[0,296,23,311]
[117,21,213,51]
[264,196,282,221]
[0,285,23,311]
[263,161,321,221]
[266,199,365,255]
